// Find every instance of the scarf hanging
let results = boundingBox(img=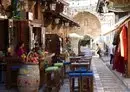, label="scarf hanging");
[113,43,126,74]
[120,25,128,61]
